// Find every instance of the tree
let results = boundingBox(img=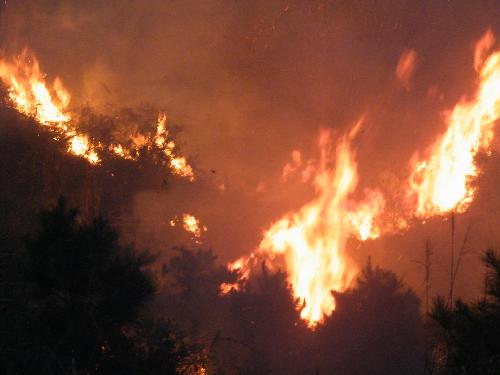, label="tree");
[0,198,184,374]
[155,248,239,372]
[220,264,312,375]
[158,247,239,337]
[430,250,500,375]
[318,259,425,375]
